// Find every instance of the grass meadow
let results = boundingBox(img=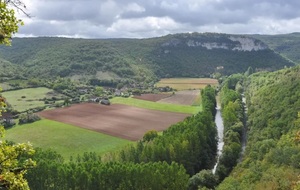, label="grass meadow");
[4,119,131,160]
[111,97,201,114]
[156,78,218,90]
[2,87,53,112]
